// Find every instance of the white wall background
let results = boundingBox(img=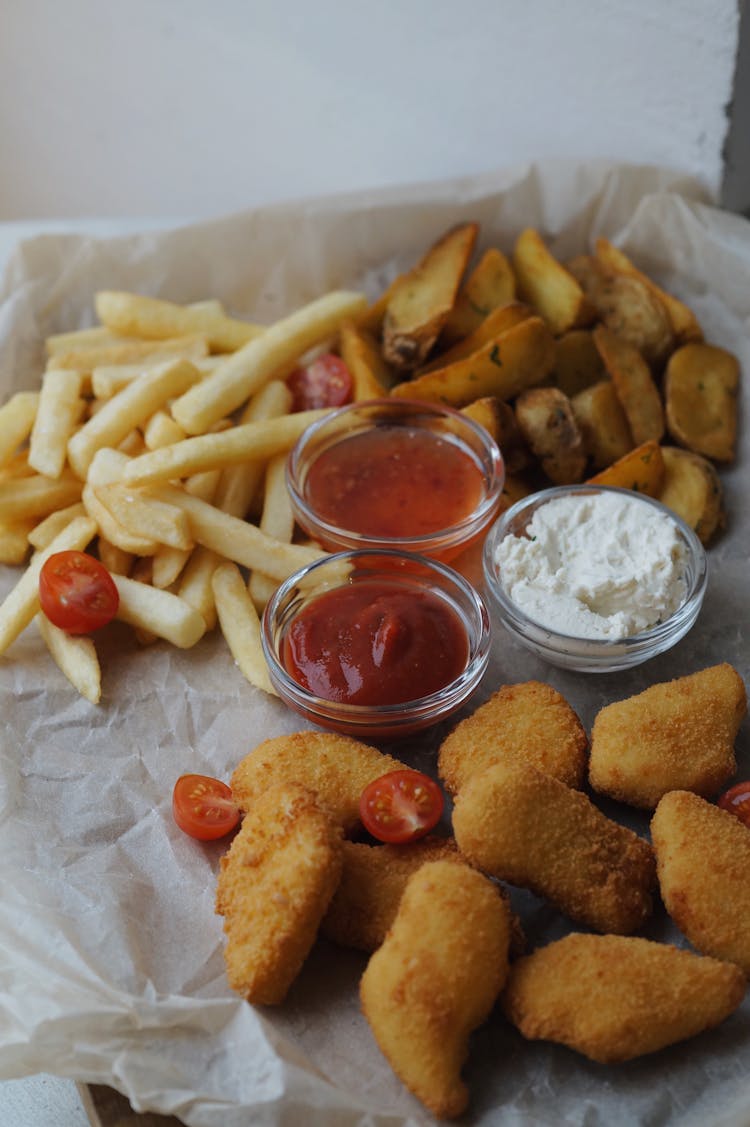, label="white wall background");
[0,0,742,220]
